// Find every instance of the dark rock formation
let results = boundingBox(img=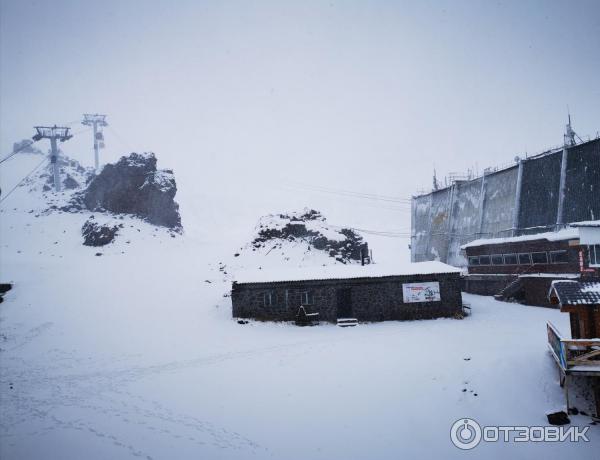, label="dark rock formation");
[82,217,121,246]
[80,152,182,230]
[252,209,368,263]
[546,411,570,426]
[63,174,80,190]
